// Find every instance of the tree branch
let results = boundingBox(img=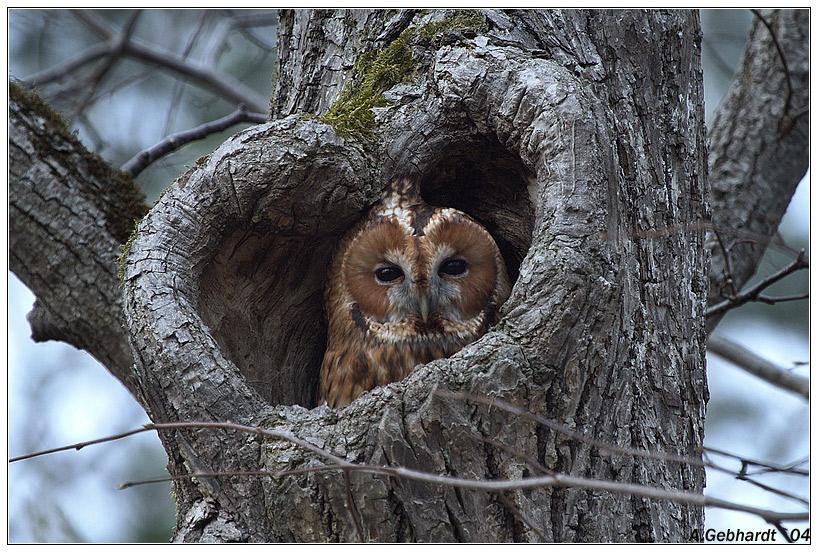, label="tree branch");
[120,39,267,112]
[11,420,809,528]
[9,83,146,396]
[750,9,794,118]
[707,334,809,400]
[706,9,809,333]
[121,107,268,177]
[706,250,808,318]
[20,43,110,87]
[22,10,268,113]
[705,446,808,477]
[122,463,808,525]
